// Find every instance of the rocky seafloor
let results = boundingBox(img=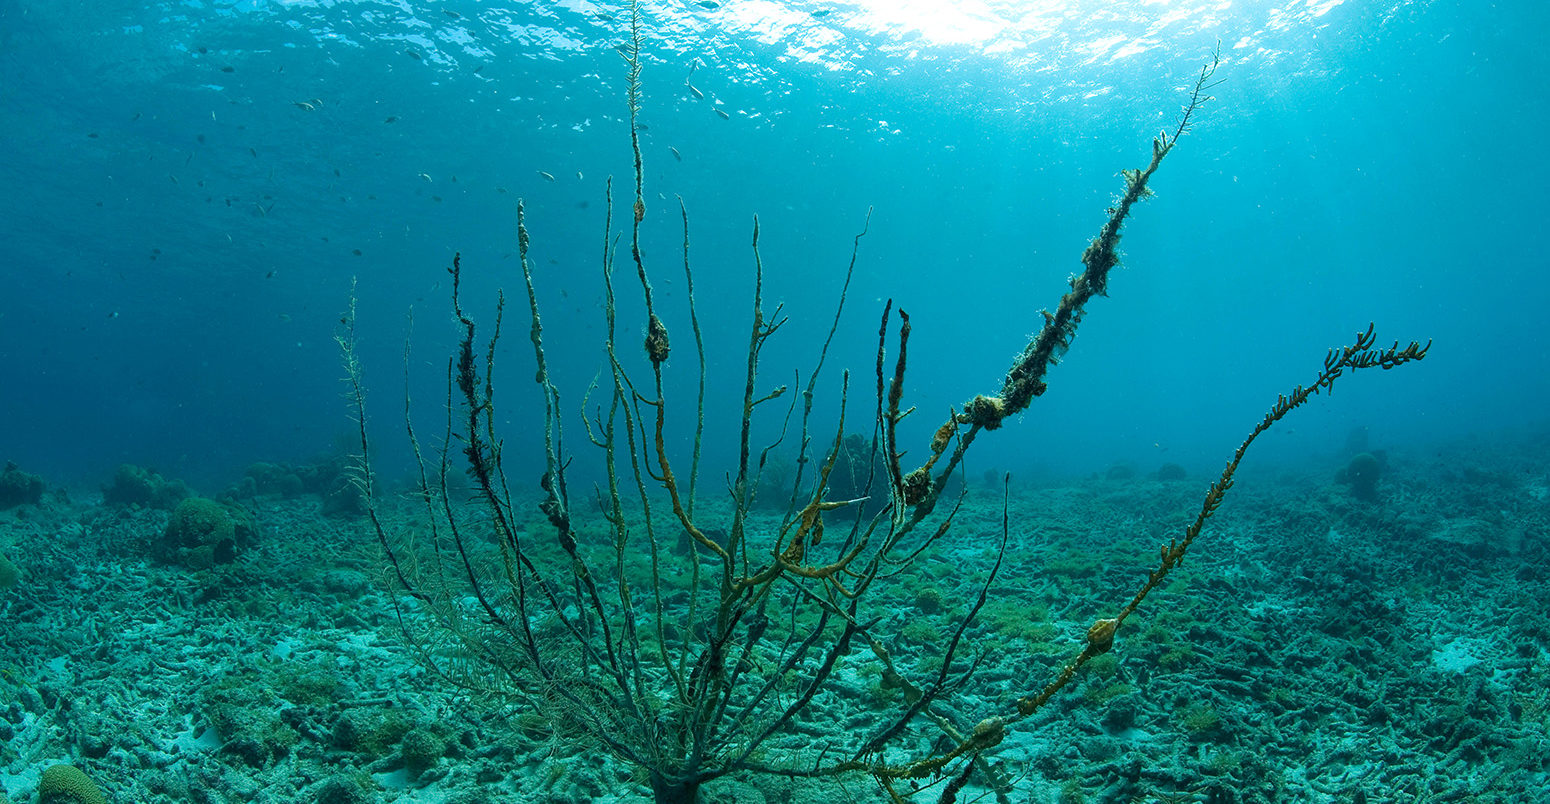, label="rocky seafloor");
[0,429,1546,804]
